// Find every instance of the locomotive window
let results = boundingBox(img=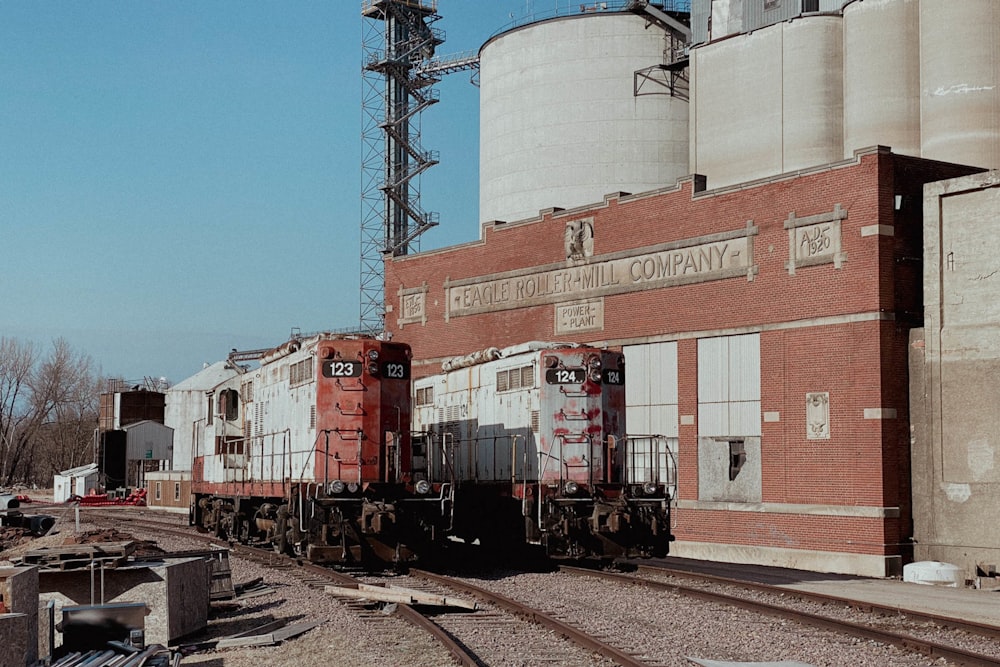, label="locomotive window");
[497,365,533,393]
[415,386,434,406]
[290,358,314,386]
